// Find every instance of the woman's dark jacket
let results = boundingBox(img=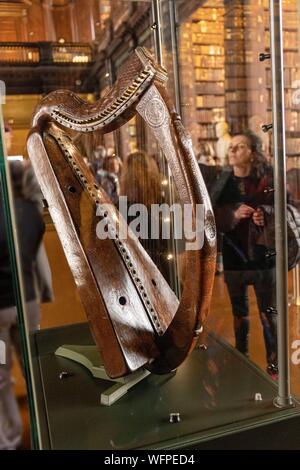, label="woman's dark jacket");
[0,196,45,309]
